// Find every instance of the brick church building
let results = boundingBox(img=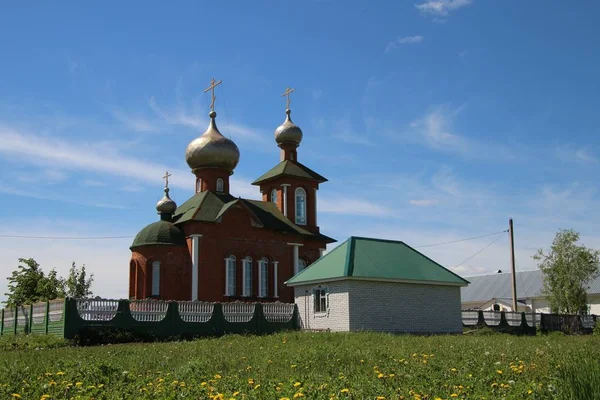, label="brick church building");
[129,83,335,303]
